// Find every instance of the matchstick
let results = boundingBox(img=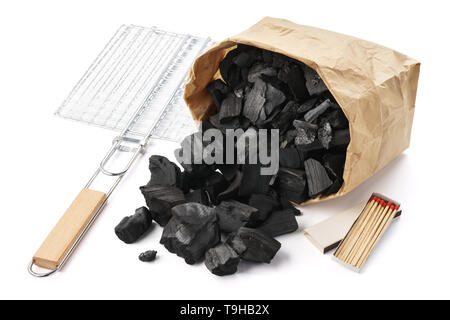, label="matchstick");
[337,198,380,261]
[349,201,390,266]
[356,204,399,269]
[341,198,381,262]
[346,200,386,264]
[334,197,376,257]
